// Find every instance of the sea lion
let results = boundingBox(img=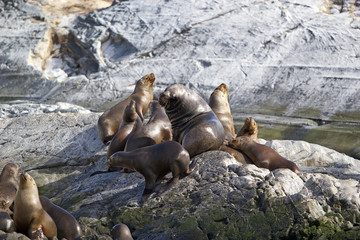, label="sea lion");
[0,163,19,214]
[0,211,15,233]
[13,173,57,239]
[108,141,195,202]
[98,73,155,144]
[111,223,133,240]
[107,100,143,159]
[228,136,302,174]
[158,84,225,158]
[40,196,82,240]
[209,83,235,142]
[222,117,259,164]
[237,117,259,142]
[124,100,172,152]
